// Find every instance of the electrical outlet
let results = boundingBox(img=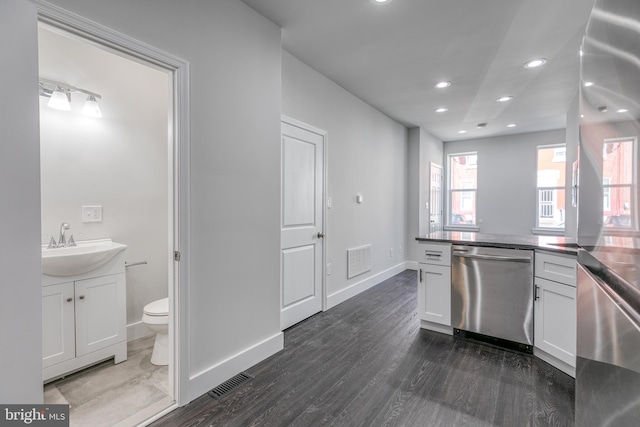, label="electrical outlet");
[327,263,332,275]
[327,197,332,209]
[82,205,103,223]
[390,248,394,257]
